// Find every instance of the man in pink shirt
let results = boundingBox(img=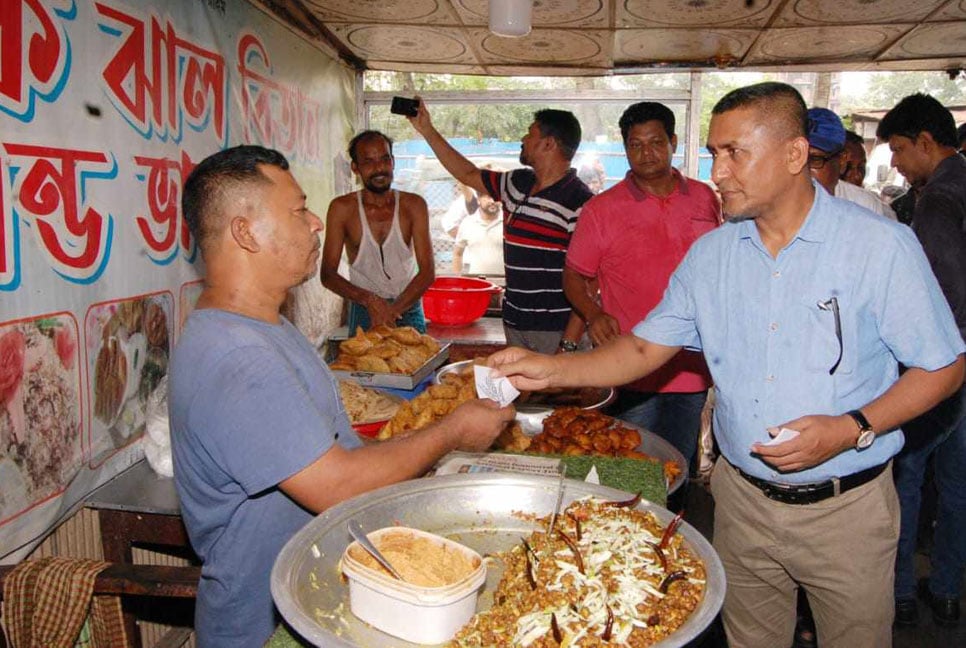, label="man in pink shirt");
[564,101,721,471]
